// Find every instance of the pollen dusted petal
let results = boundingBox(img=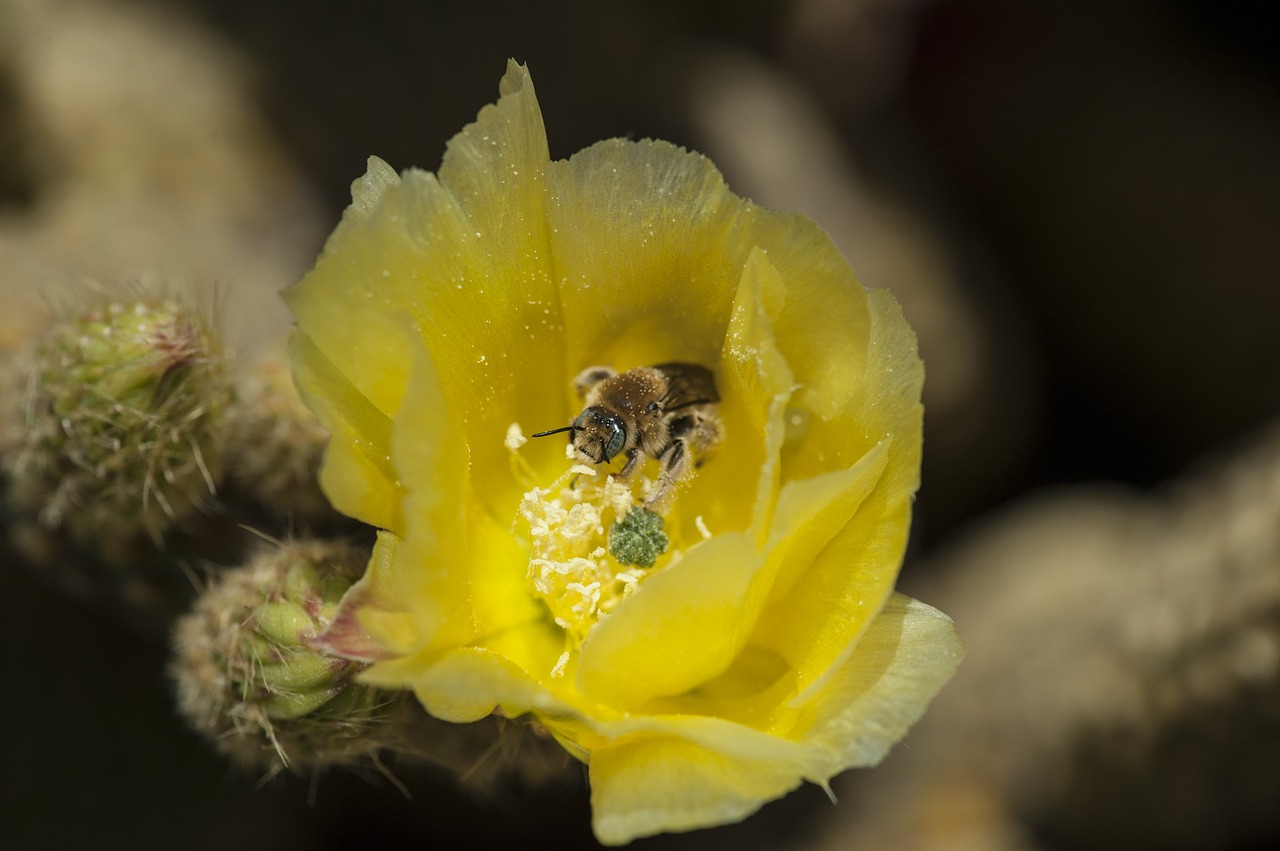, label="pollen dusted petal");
[547,138,746,372]
[286,61,566,523]
[286,175,425,420]
[426,59,569,512]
